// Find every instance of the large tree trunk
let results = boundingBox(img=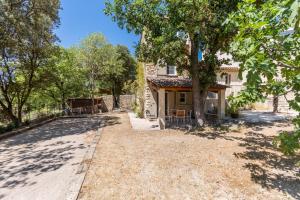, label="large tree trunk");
[0,101,20,126]
[199,89,208,119]
[112,81,122,109]
[112,84,119,109]
[17,107,22,126]
[190,36,206,126]
[8,108,19,126]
